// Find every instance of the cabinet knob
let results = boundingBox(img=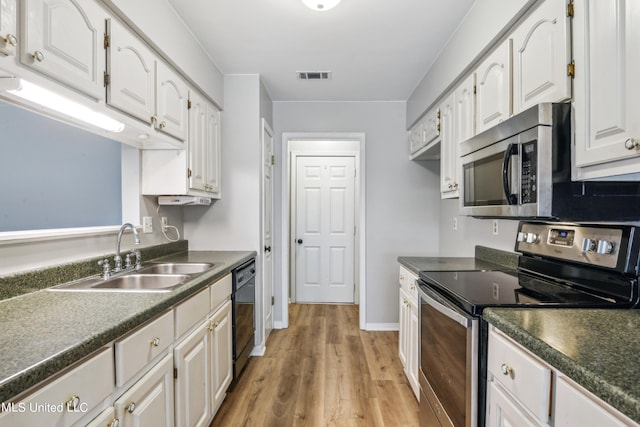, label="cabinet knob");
[150,336,160,347]
[624,138,639,150]
[4,34,17,47]
[501,363,514,377]
[150,114,158,125]
[65,395,80,411]
[127,401,136,413]
[159,121,167,129]
[31,50,44,62]
[108,418,120,427]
